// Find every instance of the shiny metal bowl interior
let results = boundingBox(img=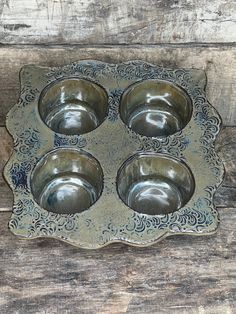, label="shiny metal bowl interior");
[120,80,193,137]
[117,153,195,215]
[31,148,103,214]
[38,78,108,135]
